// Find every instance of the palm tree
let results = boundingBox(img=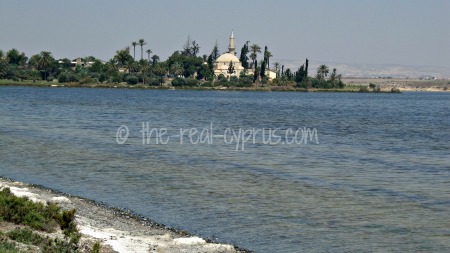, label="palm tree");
[264,50,273,69]
[106,59,118,72]
[138,39,146,61]
[273,62,280,78]
[170,62,183,77]
[153,64,167,85]
[127,61,139,74]
[151,55,159,66]
[37,51,54,80]
[317,64,329,80]
[140,63,151,84]
[131,42,138,60]
[146,49,152,62]
[249,44,261,69]
[114,47,132,67]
